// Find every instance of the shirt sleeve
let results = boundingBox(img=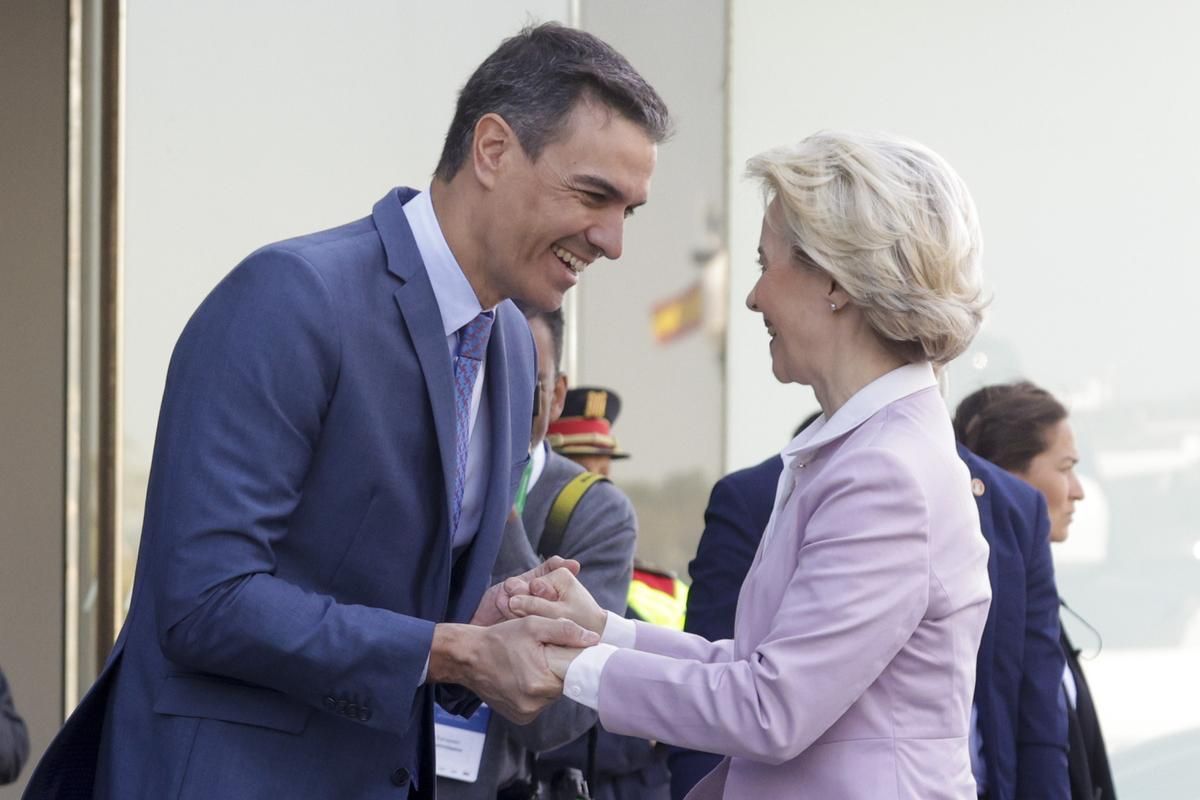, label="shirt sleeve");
[562,643,619,710]
[601,610,637,648]
[560,611,636,709]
